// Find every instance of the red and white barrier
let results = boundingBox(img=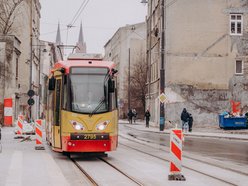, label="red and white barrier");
[4,98,13,126]
[168,129,185,181]
[35,119,45,150]
[17,115,24,135]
